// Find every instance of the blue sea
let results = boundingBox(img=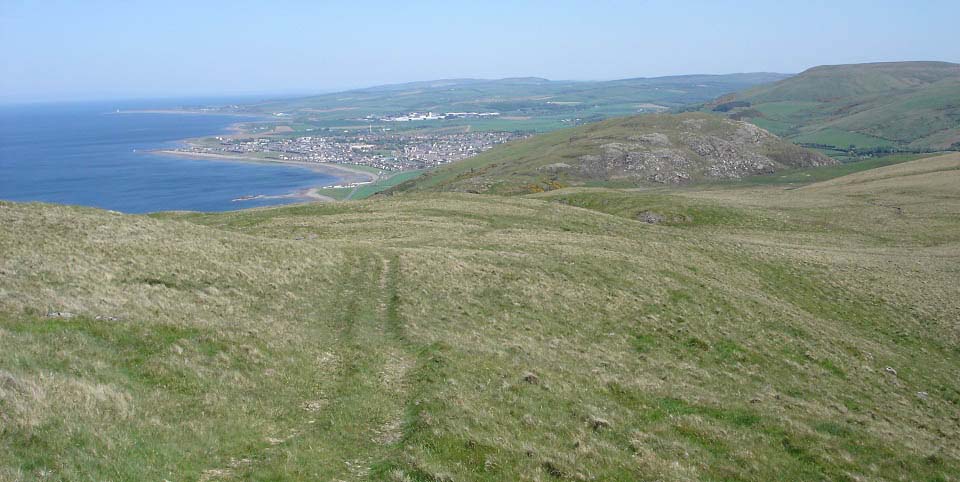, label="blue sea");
[0,99,339,213]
